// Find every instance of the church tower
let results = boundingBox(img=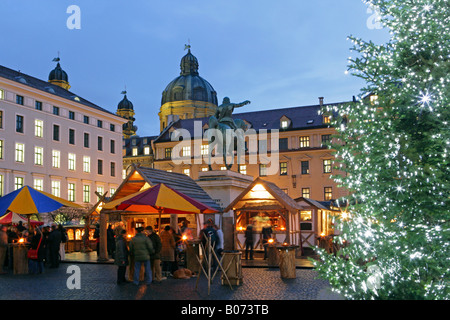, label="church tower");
[159,46,218,132]
[48,58,71,90]
[116,91,138,138]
